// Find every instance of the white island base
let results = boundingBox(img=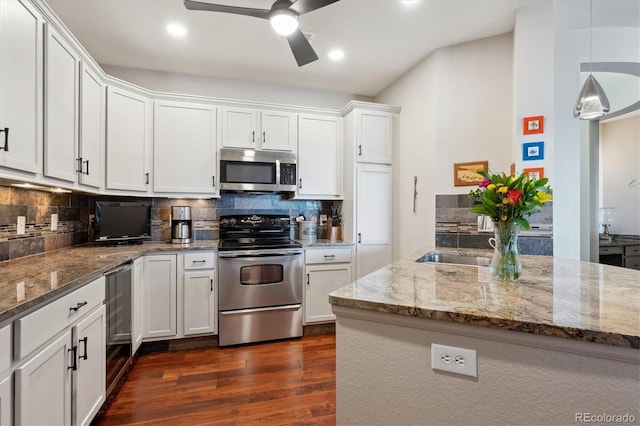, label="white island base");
[334,305,639,425]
